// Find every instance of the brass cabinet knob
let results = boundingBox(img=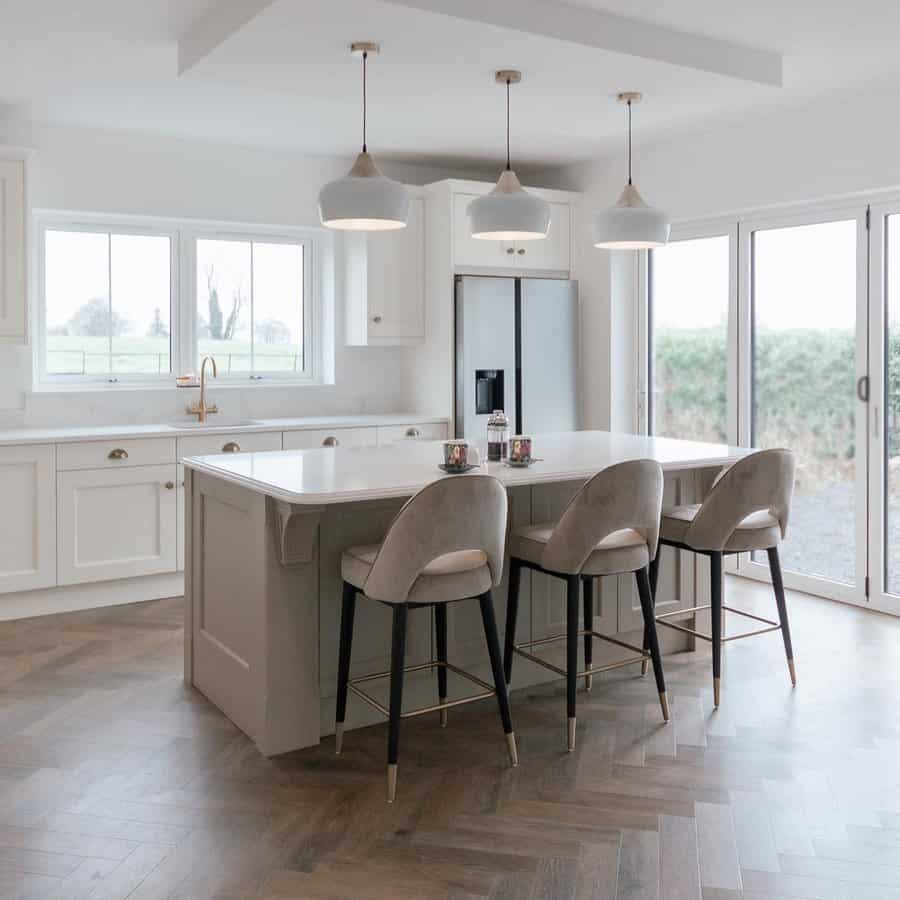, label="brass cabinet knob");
[372,315,382,323]
[222,442,240,453]
[517,248,526,255]
[322,436,339,447]
[405,427,420,438]
[108,448,128,460]
[506,247,515,254]
[164,481,175,490]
